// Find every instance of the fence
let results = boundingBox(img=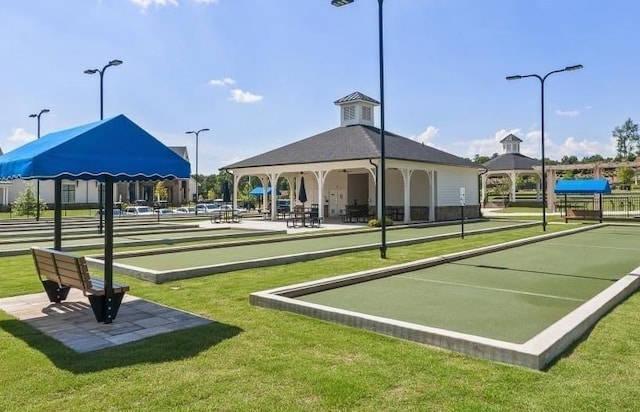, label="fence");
[555,195,640,218]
